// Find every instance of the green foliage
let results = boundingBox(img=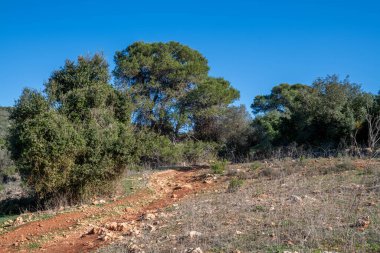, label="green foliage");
[134,130,217,166]
[227,177,244,192]
[8,43,243,204]
[186,78,240,142]
[8,55,137,202]
[114,42,239,139]
[0,107,11,139]
[211,160,227,174]
[9,108,84,198]
[27,242,41,250]
[180,140,217,164]
[250,161,261,171]
[251,75,376,153]
[134,129,182,166]
[114,41,210,136]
